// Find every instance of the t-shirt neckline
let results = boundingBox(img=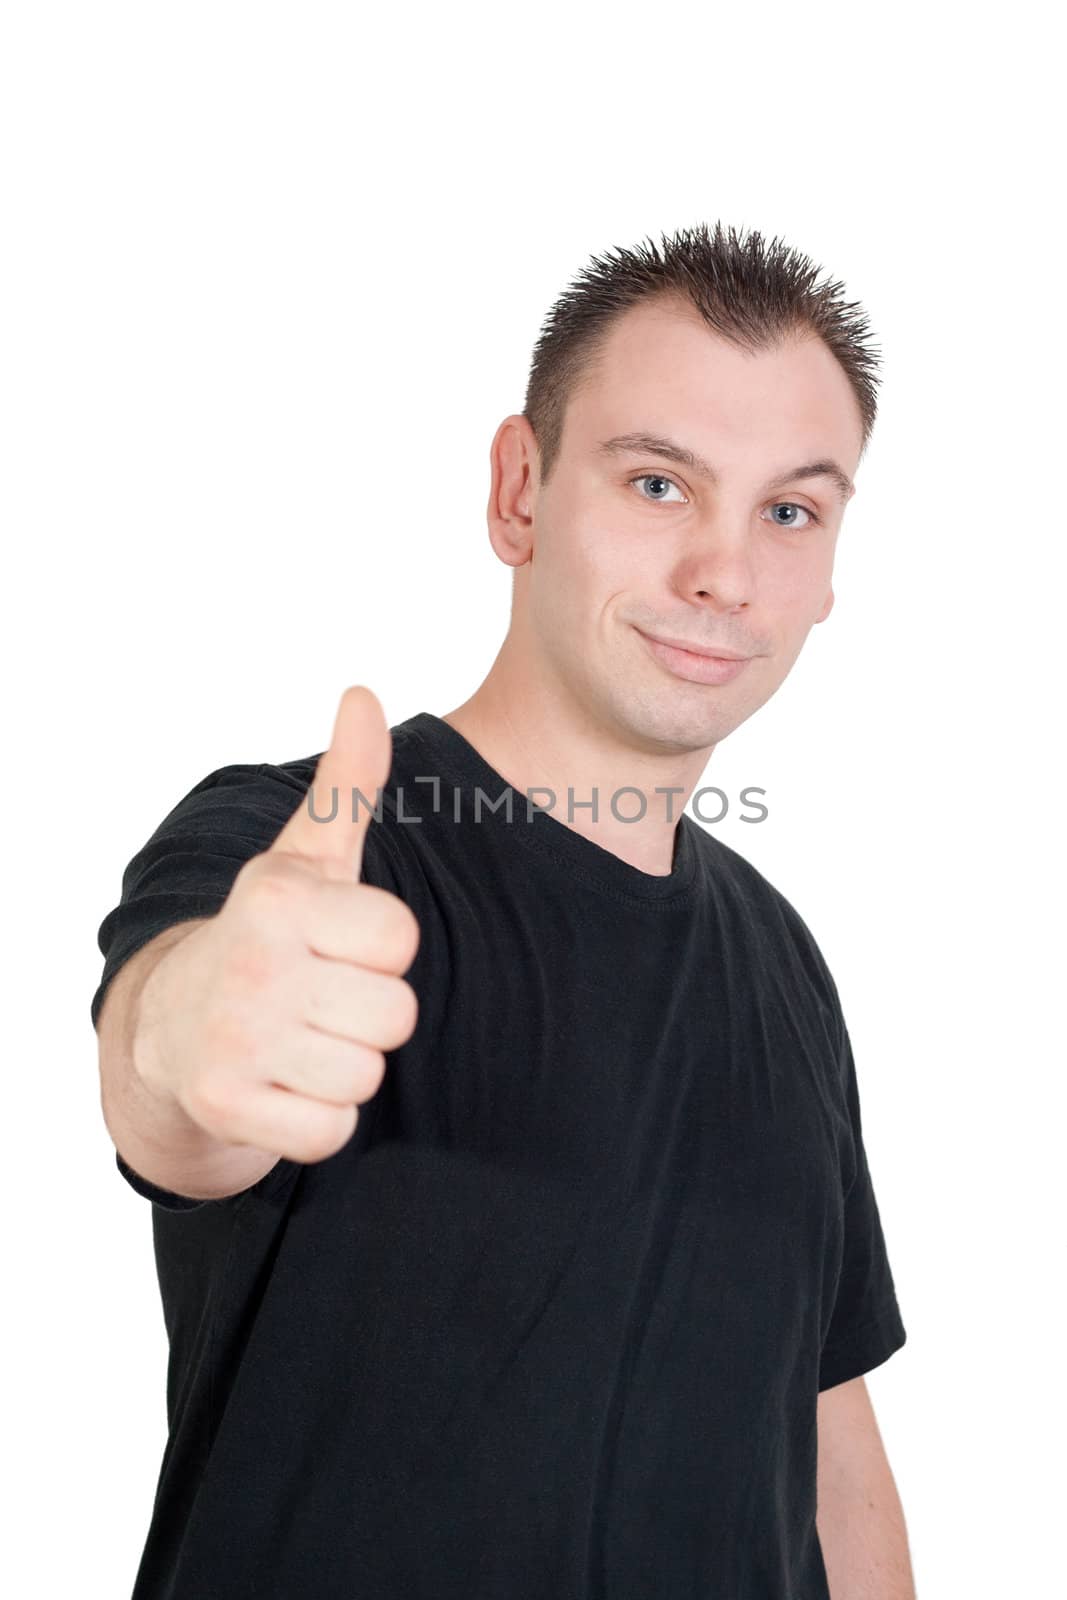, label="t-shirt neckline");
[402,711,699,905]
